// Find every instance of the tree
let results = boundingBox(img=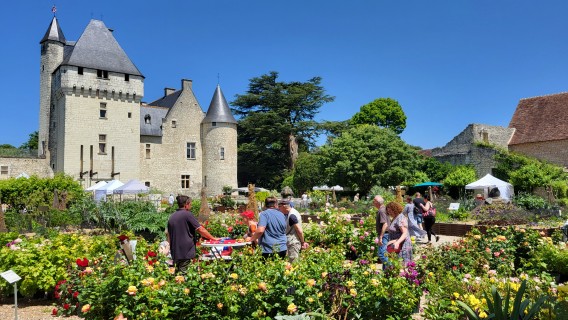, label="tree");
[350,98,407,134]
[0,144,16,149]
[320,125,424,195]
[443,166,477,199]
[291,152,326,193]
[20,131,38,150]
[232,71,334,188]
